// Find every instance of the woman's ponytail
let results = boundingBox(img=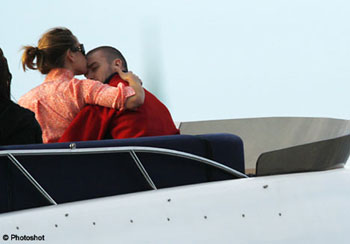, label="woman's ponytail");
[21,46,44,72]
